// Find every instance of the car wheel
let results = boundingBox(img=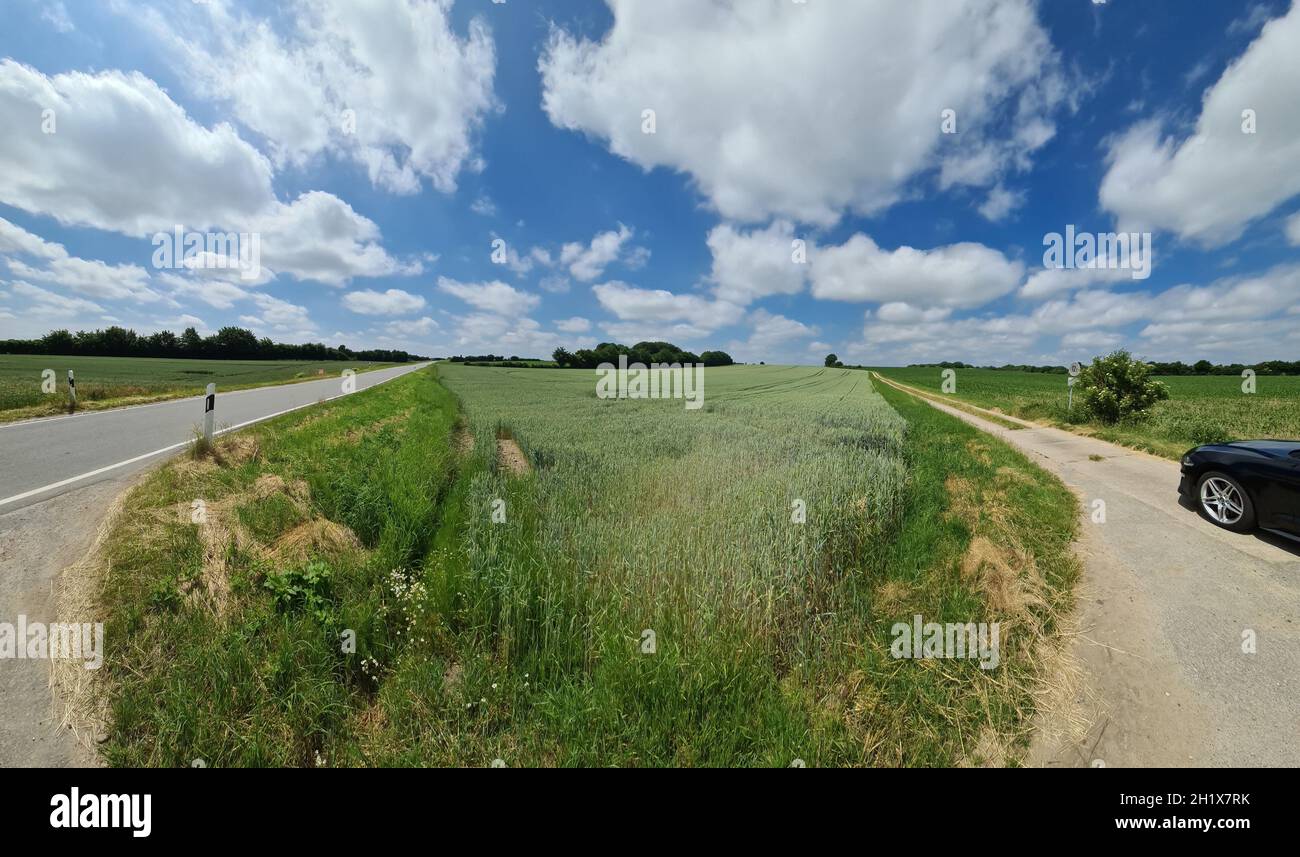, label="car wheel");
[1197,472,1256,533]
